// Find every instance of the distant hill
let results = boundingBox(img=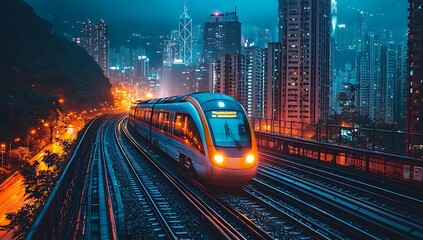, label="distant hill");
[0,0,112,139]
